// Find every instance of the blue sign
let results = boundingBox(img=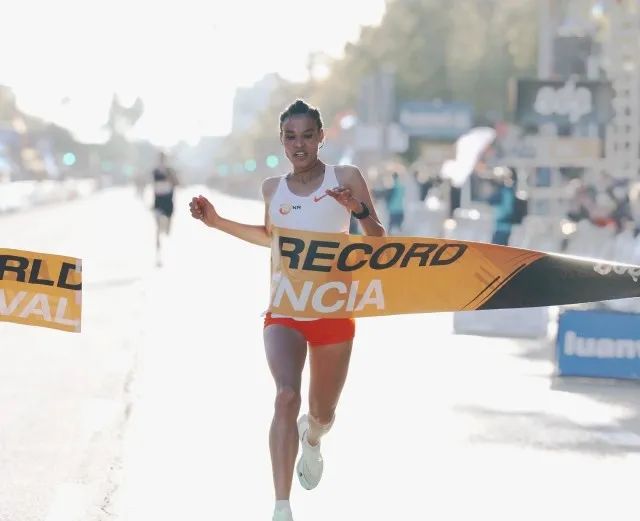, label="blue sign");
[398,101,473,139]
[556,309,640,380]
